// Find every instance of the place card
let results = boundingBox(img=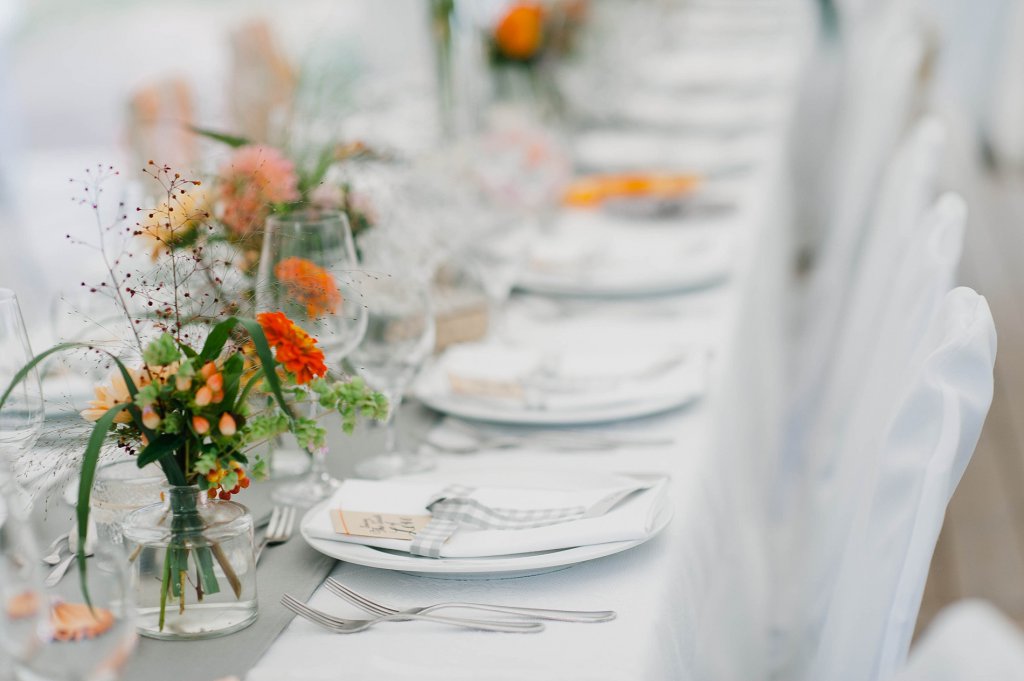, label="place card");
[330,510,432,541]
